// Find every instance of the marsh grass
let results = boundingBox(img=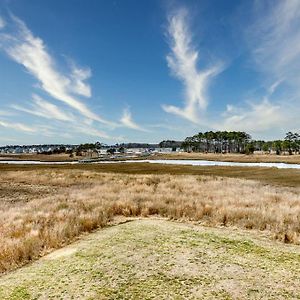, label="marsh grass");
[1,162,300,187]
[0,169,300,273]
[154,152,300,164]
